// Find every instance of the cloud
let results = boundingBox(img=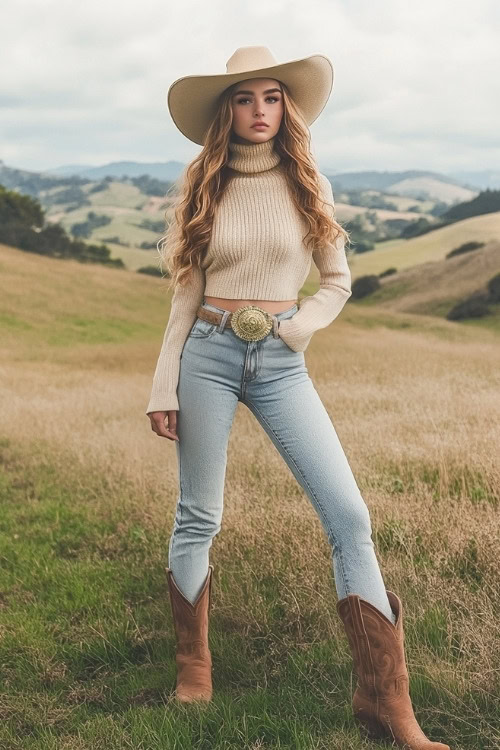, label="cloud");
[1,0,498,173]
